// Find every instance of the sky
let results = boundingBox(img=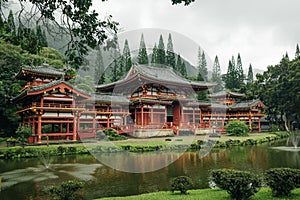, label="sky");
[94,0,300,73]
